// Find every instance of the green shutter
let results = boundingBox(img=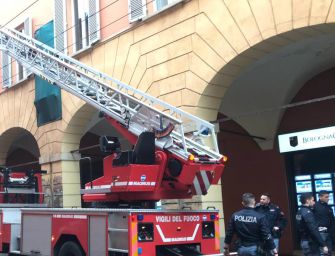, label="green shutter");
[34,20,62,126]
